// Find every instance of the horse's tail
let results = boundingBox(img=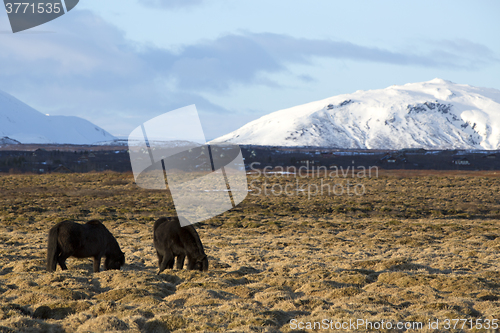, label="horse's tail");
[46,224,60,272]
